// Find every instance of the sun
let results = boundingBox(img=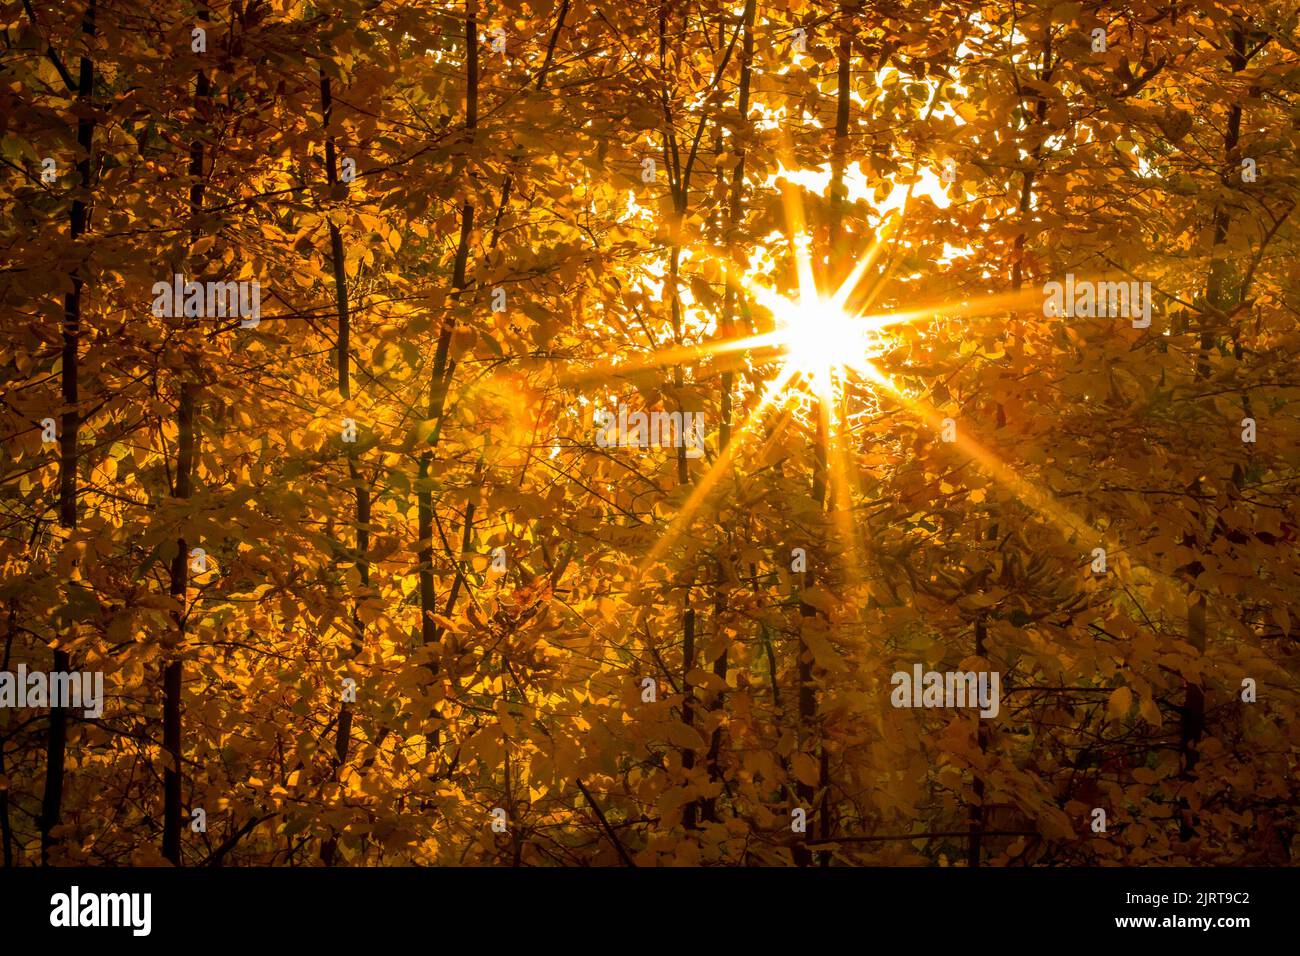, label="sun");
[777,293,886,395]
[731,228,898,404]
